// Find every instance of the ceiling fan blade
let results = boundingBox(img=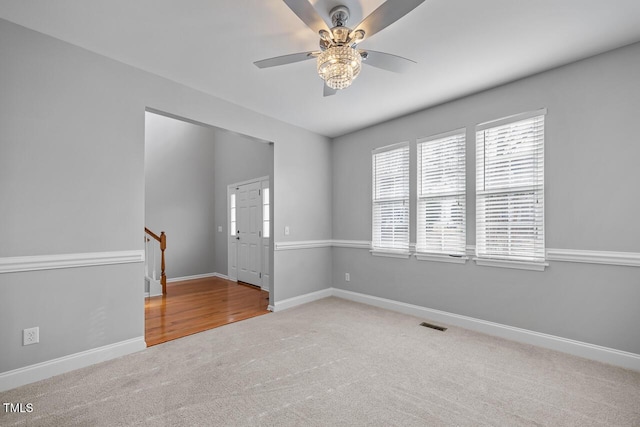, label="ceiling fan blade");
[283,0,330,35]
[323,84,337,97]
[355,0,425,41]
[362,50,416,73]
[254,51,317,68]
